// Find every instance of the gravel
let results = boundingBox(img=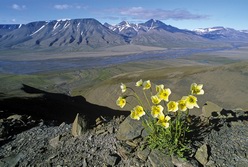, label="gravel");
[1,110,248,167]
